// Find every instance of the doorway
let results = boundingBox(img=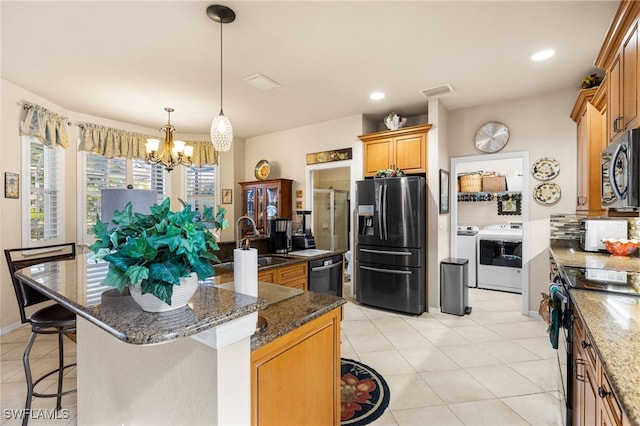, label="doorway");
[450,151,530,315]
